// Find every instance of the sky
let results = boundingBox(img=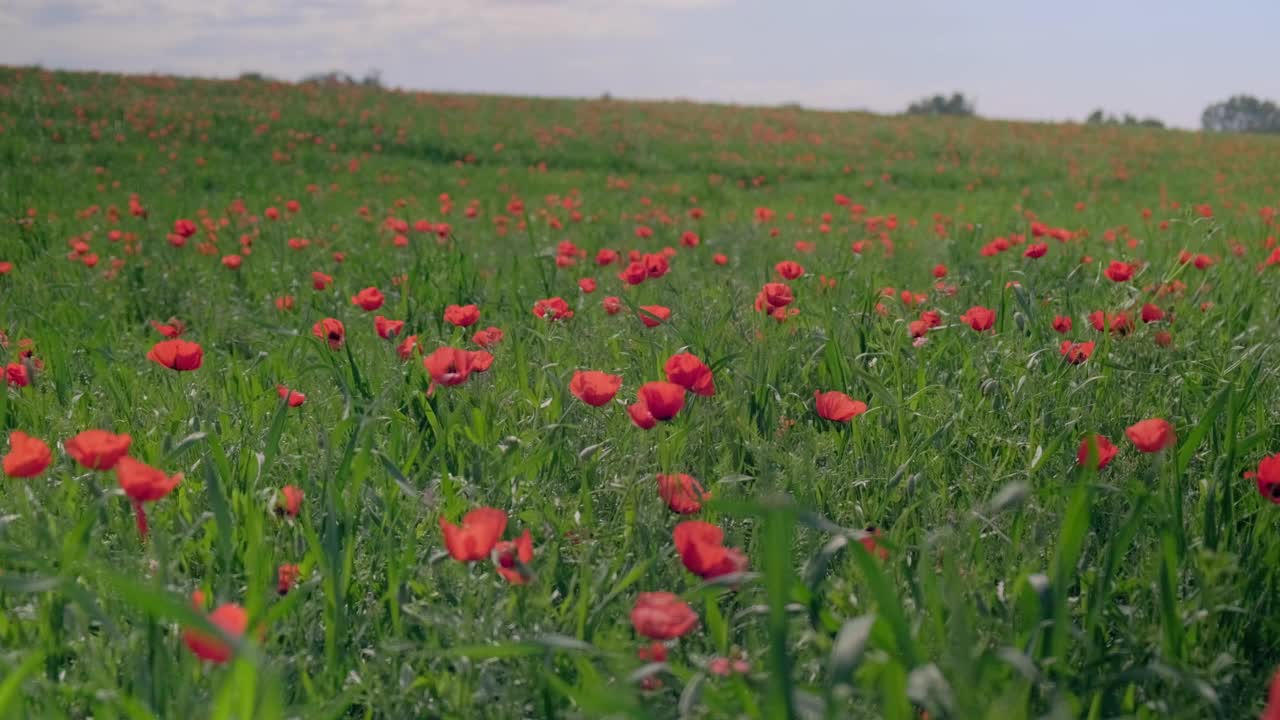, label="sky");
[1,0,1278,129]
